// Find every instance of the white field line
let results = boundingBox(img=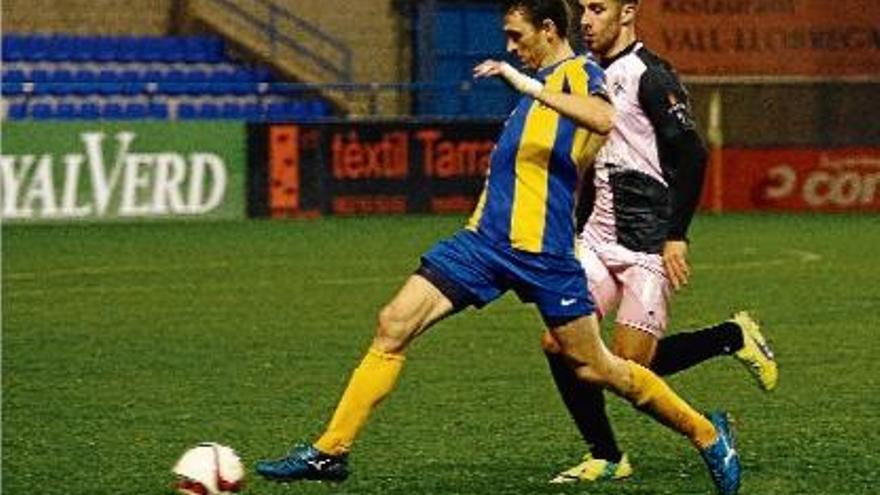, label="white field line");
[4,266,401,298]
[5,248,822,297]
[693,249,822,270]
[4,262,236,281]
